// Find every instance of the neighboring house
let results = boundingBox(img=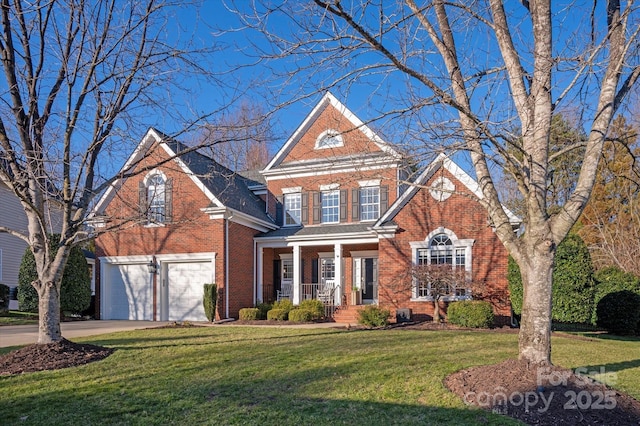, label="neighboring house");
[0,180,29,310]
[94,93,519,324]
